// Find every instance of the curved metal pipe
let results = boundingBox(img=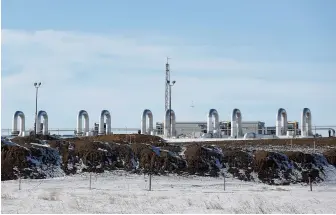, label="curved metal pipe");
[231,108,243,138]
[164,109,176,137]
[301,108,312,137]
[276,108,288,136]
[37,110,48,135]
[77,110,89,136]
[12,111,25,136]
[207,109,219,133]
[314,127,335,137]
[99,110,111,135]
[315,127,336,137]
[141,109,153,134]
